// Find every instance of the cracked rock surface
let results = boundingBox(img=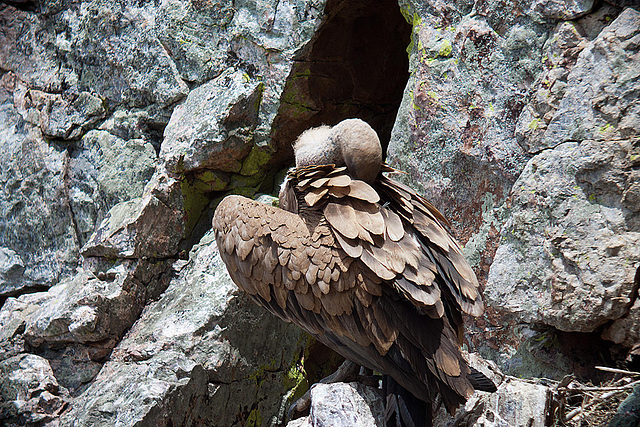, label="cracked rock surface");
[388,0,640,387]
[0,0,639,425]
